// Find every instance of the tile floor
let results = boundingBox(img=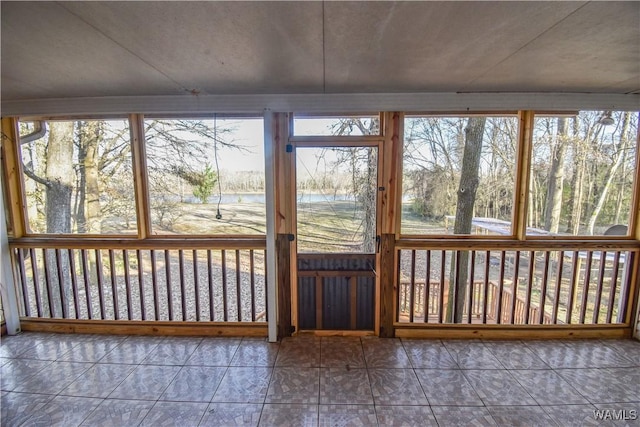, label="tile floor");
[1,332,639,426]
